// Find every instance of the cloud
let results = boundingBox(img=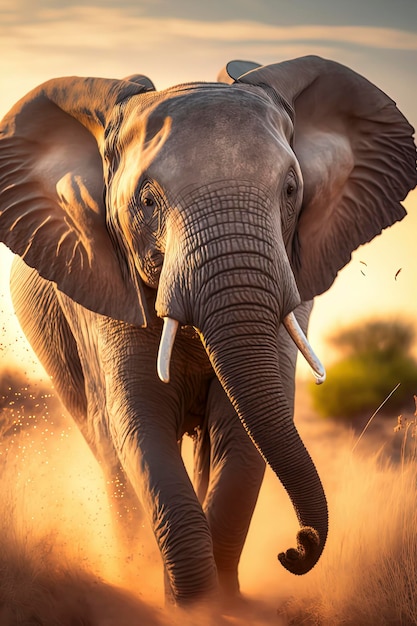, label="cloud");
[165,20,417,50]
[1,5,416,111]
[3,6,417,51]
